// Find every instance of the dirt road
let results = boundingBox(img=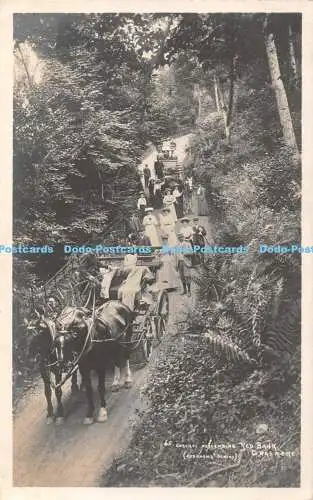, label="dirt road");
[13,125,210,485]
[138,133,194,179]
[13,292,193,487]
